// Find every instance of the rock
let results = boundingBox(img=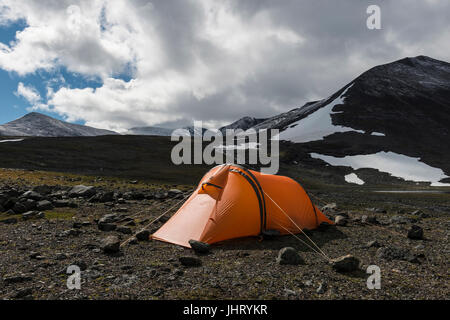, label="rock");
[61,229,81,237]
[22,211,40,220]
[117,226,133,234]
[98,223,117,232]
[316,282,327,294]
[334,215,347,226]
[407,225,424,240]
[136,229,150,241]
[284,289,297,296]
[367,240,382,248]
[168,189,183,197]
[3,274,32,284]
[13,288,33,299]
[276,247,304,265]
[179,256,202,267]
[0,204,4,212]
[12,202,28,214]
[321,203,337,211]
[53,200,78,208]
[189,240,211,254]
[33,185,53,195]
[361,215,378,224]
[330,254,360,272]
[36,200,54,211]
[89,191,114,203]
[99,213,121,224]
[55,253,68,260]
[368,208,387,213]
[101,236,121,254]
[21,191,43,201]
[68,185,96,198]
